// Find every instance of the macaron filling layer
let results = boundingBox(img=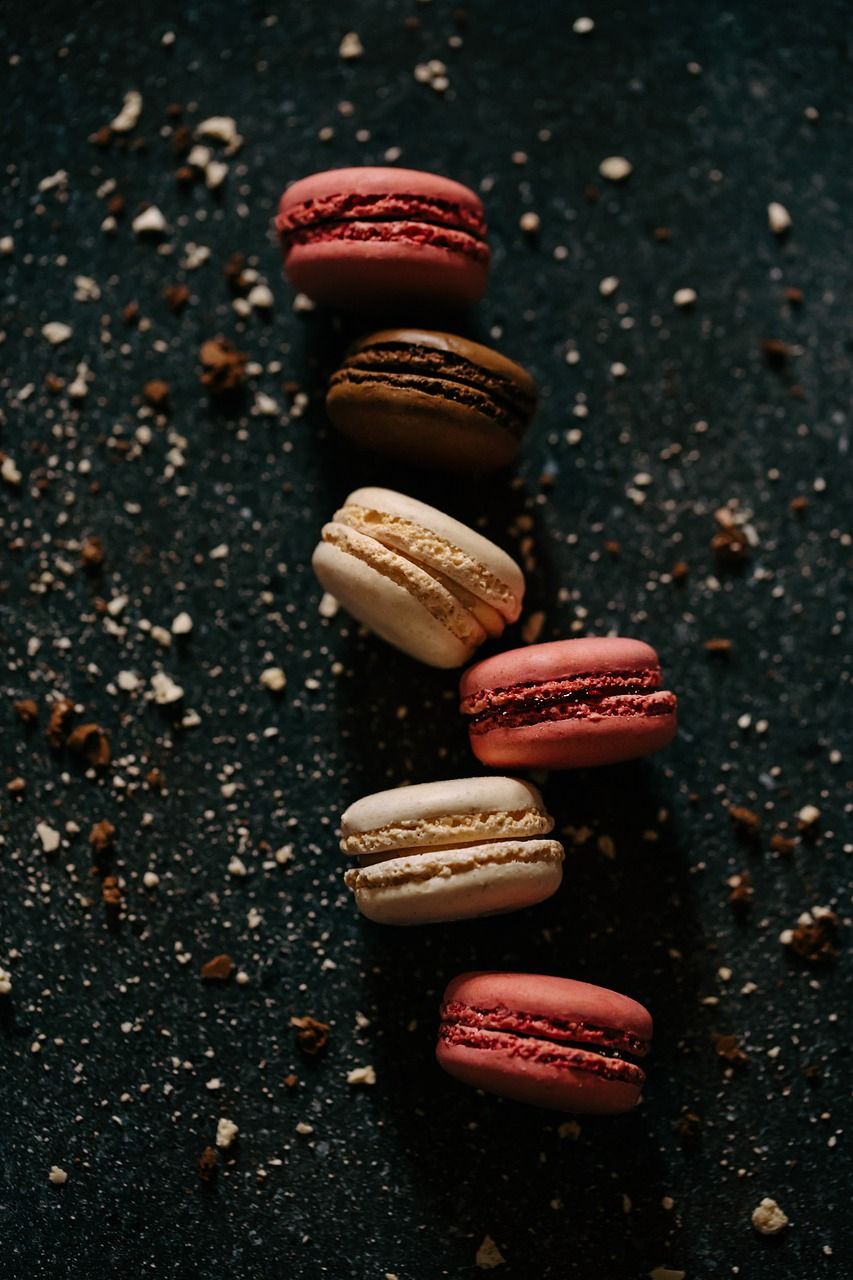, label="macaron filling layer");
[276,192,488,260]
[440,1001,649,1059]
[437,1022,647,1087]
[329,342,536,437]
[341,806,554,856]
[344,840,563,891]
[461,667,677,733]
[332,502,522,622]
